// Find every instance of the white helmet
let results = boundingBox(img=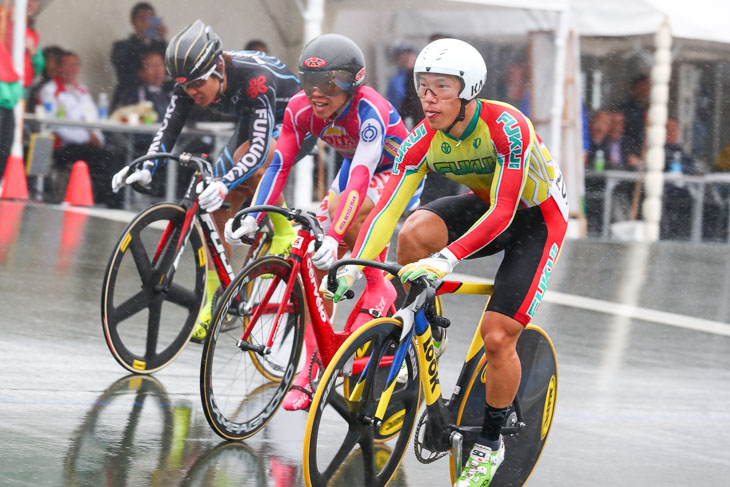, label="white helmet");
[413,38,487,101]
